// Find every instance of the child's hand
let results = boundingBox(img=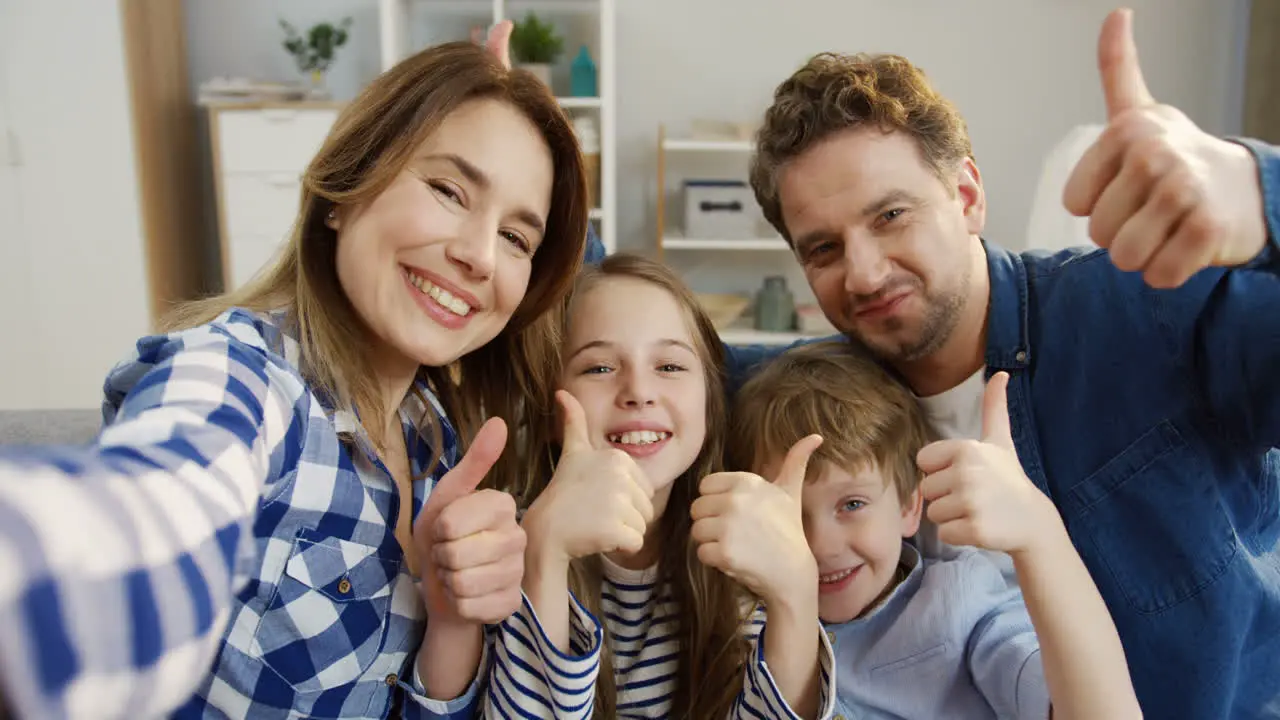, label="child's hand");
[416,417,526,625]
[522,390,655,565]
[916,372,1060,558]
[690,435,823,610]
